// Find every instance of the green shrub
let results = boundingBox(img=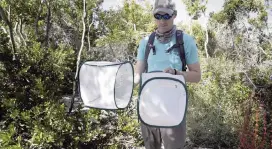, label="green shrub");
[186,57,252,148]
[0,39,142,148]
